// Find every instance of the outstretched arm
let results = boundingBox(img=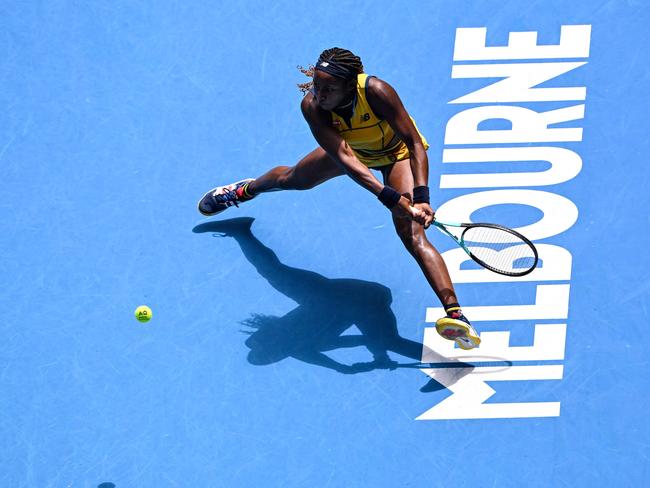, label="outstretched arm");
[366,77,435,228]
[300,94,425,224]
